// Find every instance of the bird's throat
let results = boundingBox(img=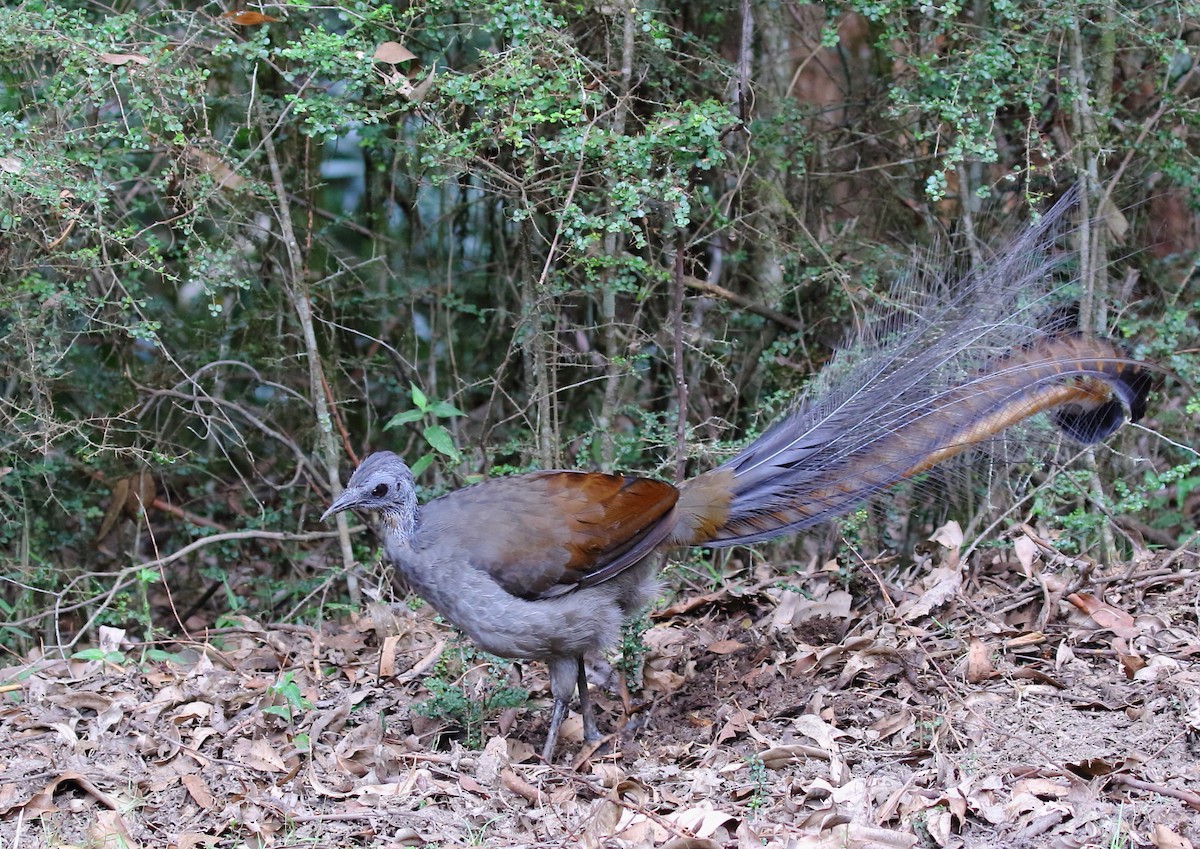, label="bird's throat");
[379,505,416,542]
